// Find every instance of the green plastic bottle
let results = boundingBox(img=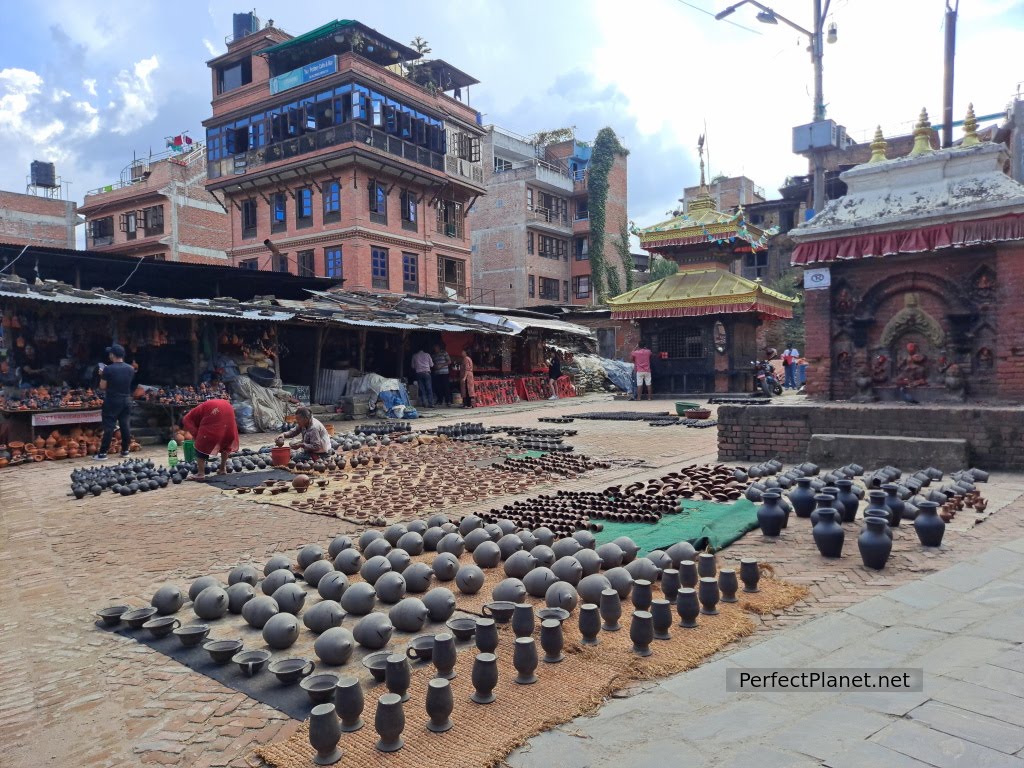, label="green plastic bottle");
[167,439,179,468]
